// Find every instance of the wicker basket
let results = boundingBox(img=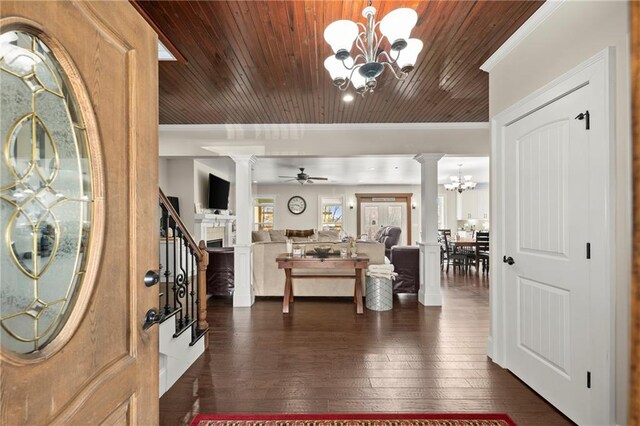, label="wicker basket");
[365,276,393,311]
